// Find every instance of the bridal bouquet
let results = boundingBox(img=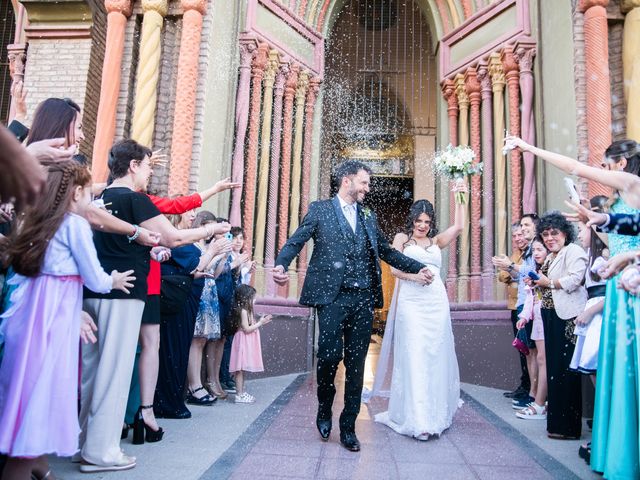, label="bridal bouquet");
[432,144,483,204]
